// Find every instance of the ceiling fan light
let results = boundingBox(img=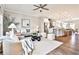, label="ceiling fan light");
[40,10,42,12]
